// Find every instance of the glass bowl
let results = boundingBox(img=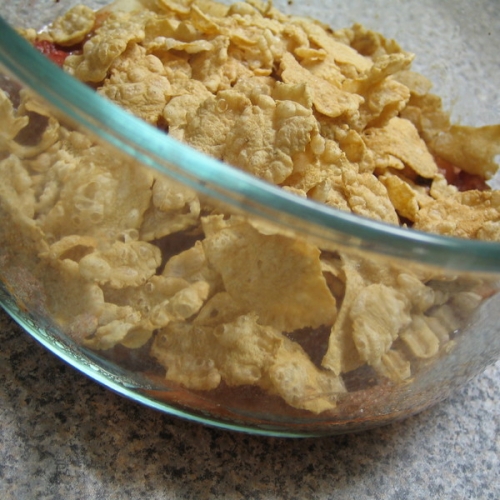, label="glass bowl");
[1,0,499,437]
